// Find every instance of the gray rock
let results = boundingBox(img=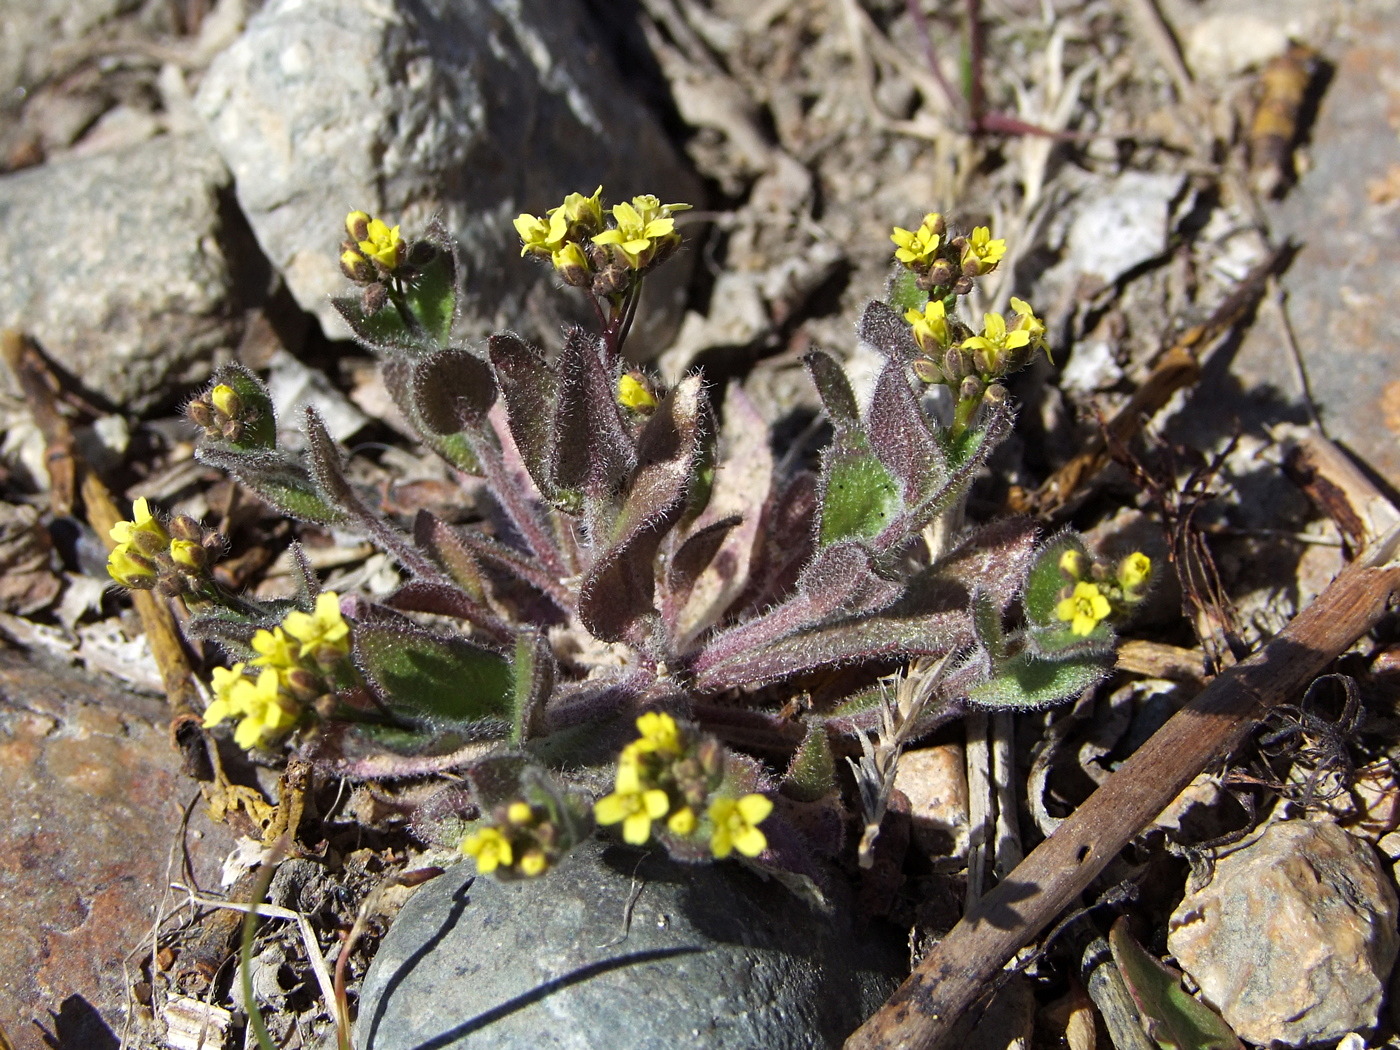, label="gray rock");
[1063,172,1185,287]
[0,131,248,410]
[195,0,701,354]
[0,0,139,99]
[357,840,903,1049]
[1167,819,1399,1047]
